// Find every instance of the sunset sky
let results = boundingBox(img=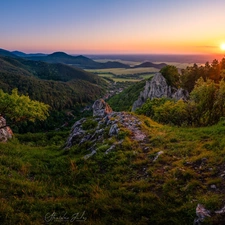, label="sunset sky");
[1,0,225,54]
